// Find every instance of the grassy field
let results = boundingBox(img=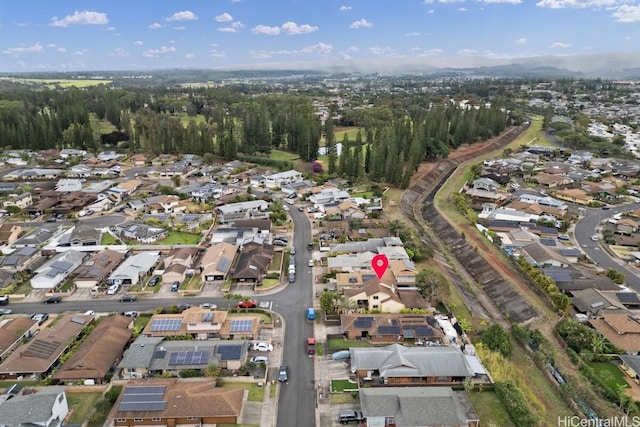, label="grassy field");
[179,113,207,127]
[101,233,120,245]
[66,392,103,424]
[468,390,516,427]
[156,231,202,245]
[327,338,373,350]
[590,361,629,392]
[330,392,359,404]
[319,126,364,146]
[269,149,300,162]
[330,379,358,392]
[89,113,118,135]
[4,78,111,88]
[222,381,265,402]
